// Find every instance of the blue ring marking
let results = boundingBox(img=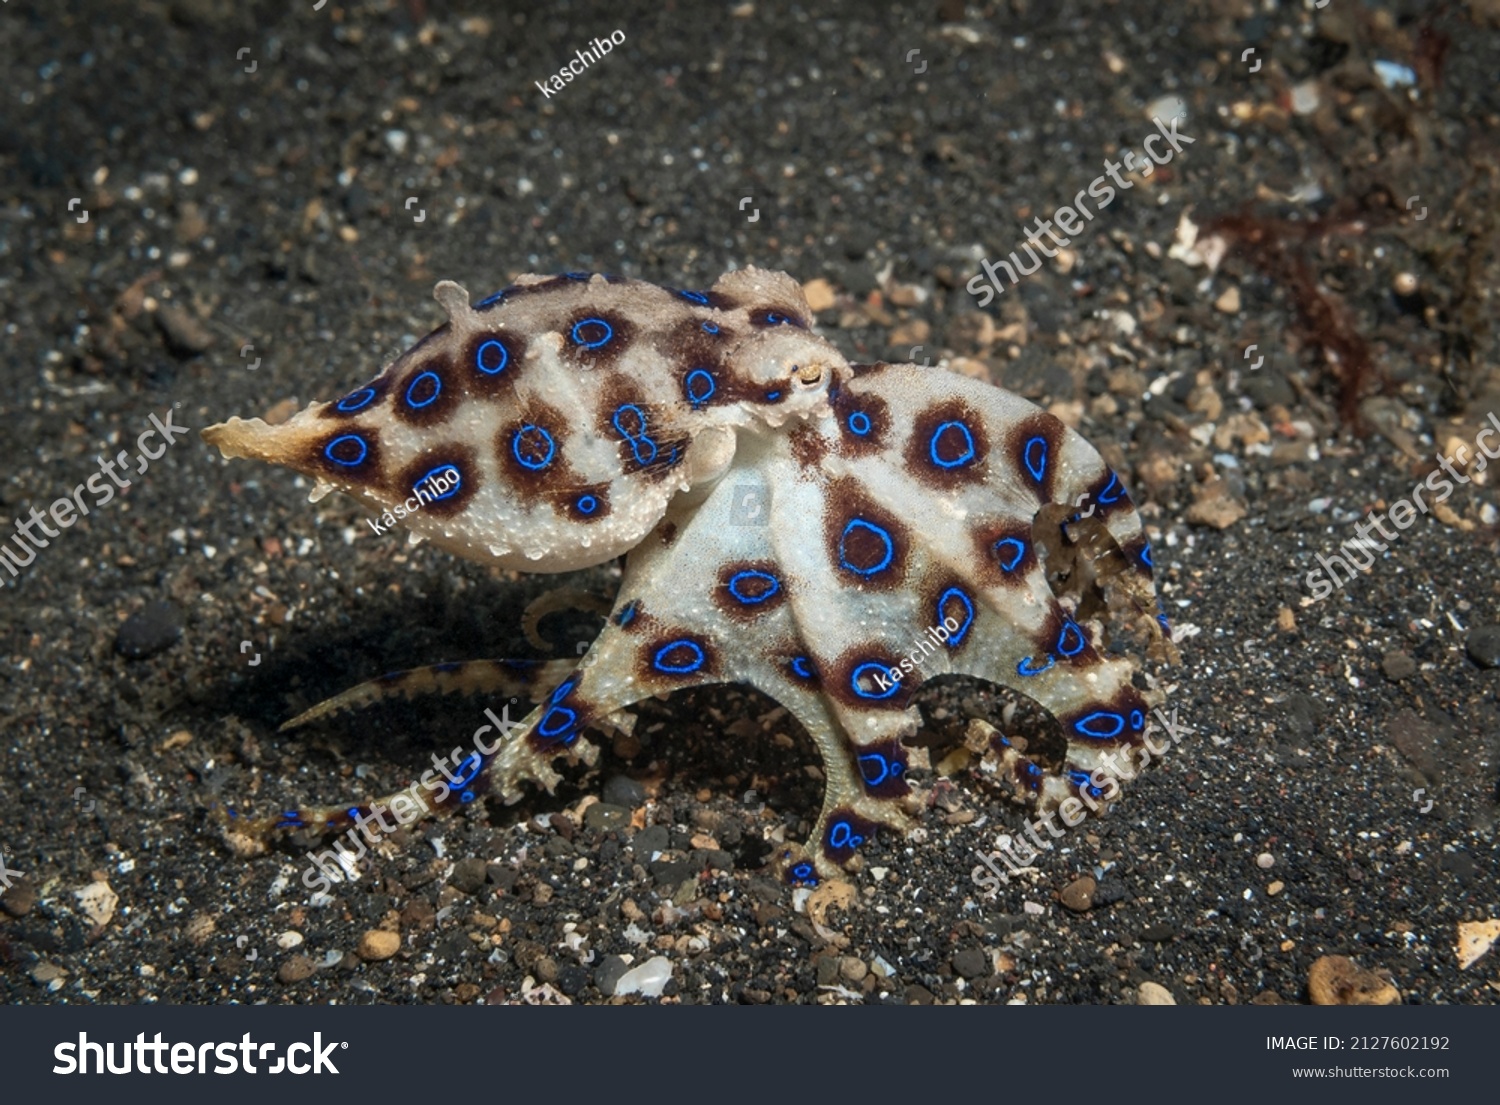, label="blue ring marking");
[570,317,613,349]
[451,752,483,791]
[857,752,898,787]
[1141,543,1154,569]
[277,810,304,828]
[1017,655,1054,677]
[701,321,720,334]
[1074,711,1126,740]
[475,338,509,375]
[1157,613,1171,632]
[653,639,706,675]
[850,661,901,700]
[937,586,975,647]
[763,312,792,326]
[790,656,814,679]
[1056,619,1086,657]
[435,662,461,673]
[1129,708,1145,731]
[847,410,872,436]
[684,368,716,407]
[576,494,598,515]
[930,420,977,469]
[347,807,362,820]
[417,465,461,500]
[549,678,577,706]
[611,404,659,466]
[789,861,817,885]
[538,704,578,740]
[564,271,591,281]
[676,290,710,305]
[512,424,556,470]
[324,434,368,467]
[838,518,895,577]
[404,370,441,409]
[993,537,1027,573]
[336,387,376,413]
[1023,435,1048,483]
[827,820,864,850]
[763,389,782,401]
[727,568,780,605]
[1097,471,1124,505]
[615,601,639,627]
[475,287,512,309]
[1068,769,1104,799]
